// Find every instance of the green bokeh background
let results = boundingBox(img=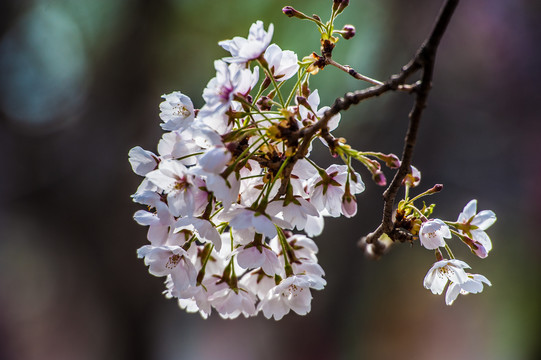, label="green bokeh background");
[1,0,539,359]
